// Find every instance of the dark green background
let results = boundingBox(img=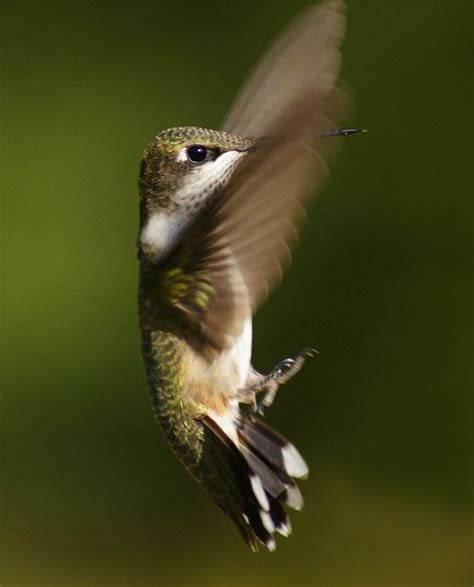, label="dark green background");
[1,1,471,585]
